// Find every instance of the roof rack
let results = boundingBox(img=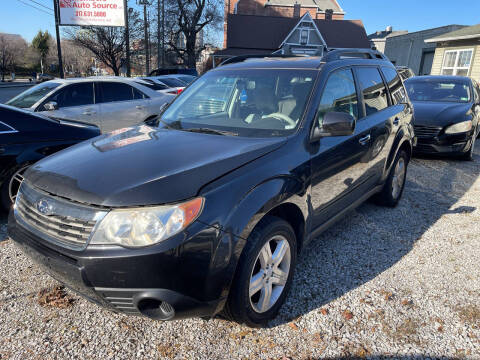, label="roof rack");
[324,48,388,61]
[219,53,312,67]
[218,48,388,67]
